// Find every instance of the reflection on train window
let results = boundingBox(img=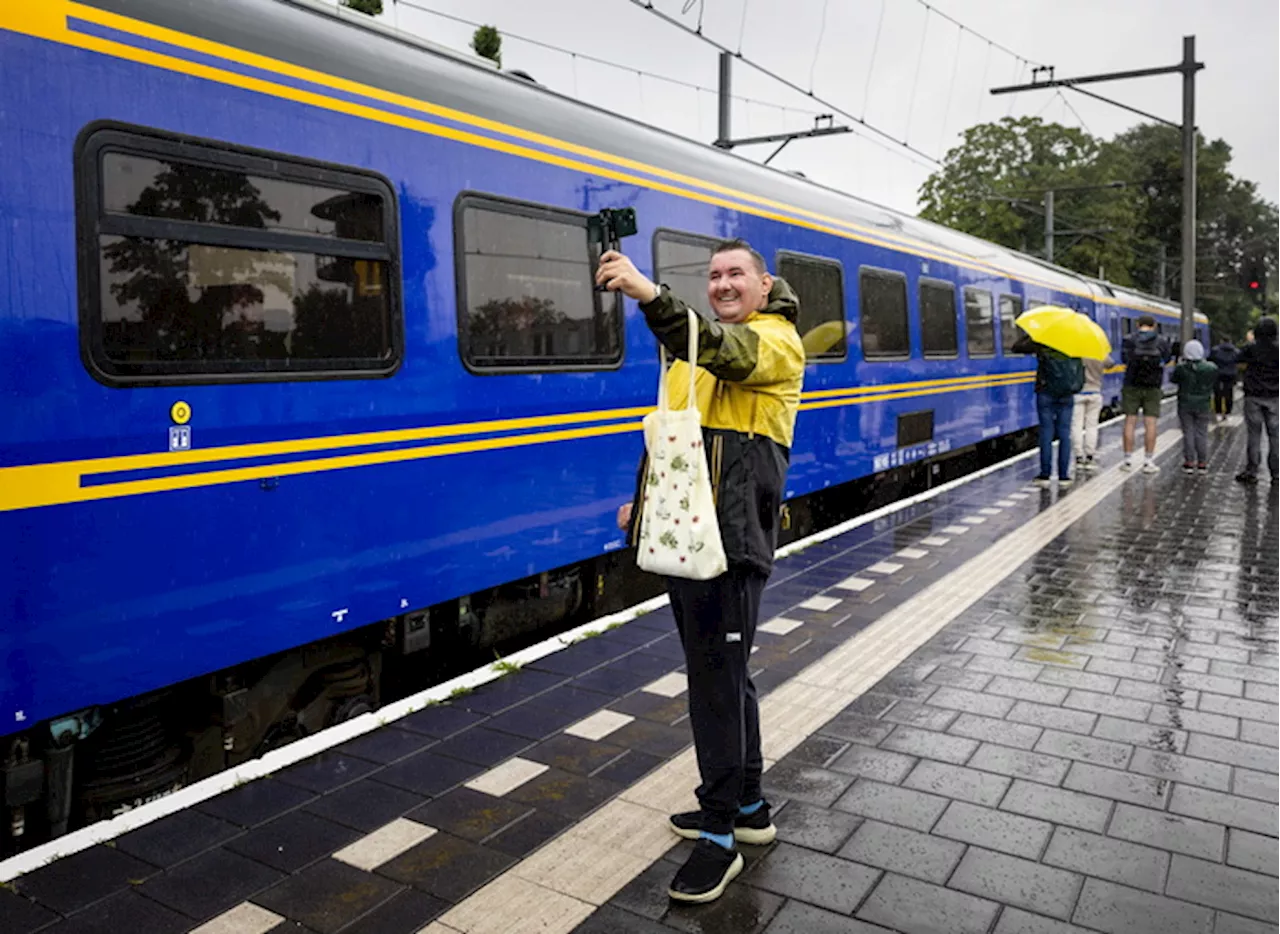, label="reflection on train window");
[859,267,909,360]
[98,240,391,366]
[919,278,958,358]
[964,288,996,358]
[654,231,716,321]
[778,251,846,361]
[78,125,399,384]
[999,294,1023,355]
[102,154,385,241]
[457,197,622,370]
